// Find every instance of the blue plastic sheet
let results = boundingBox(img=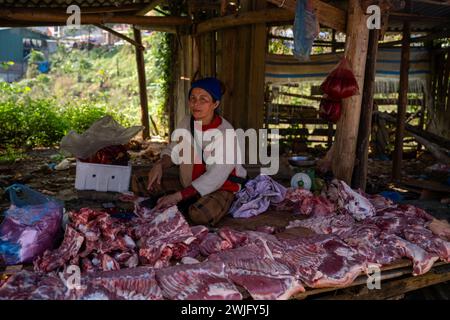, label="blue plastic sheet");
[293,0,319,61]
